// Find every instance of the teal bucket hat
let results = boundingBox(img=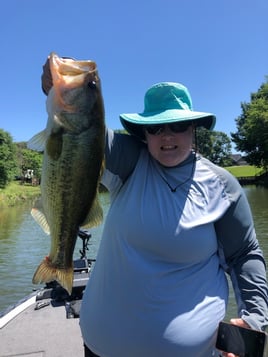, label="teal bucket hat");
[120,82,216,140]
